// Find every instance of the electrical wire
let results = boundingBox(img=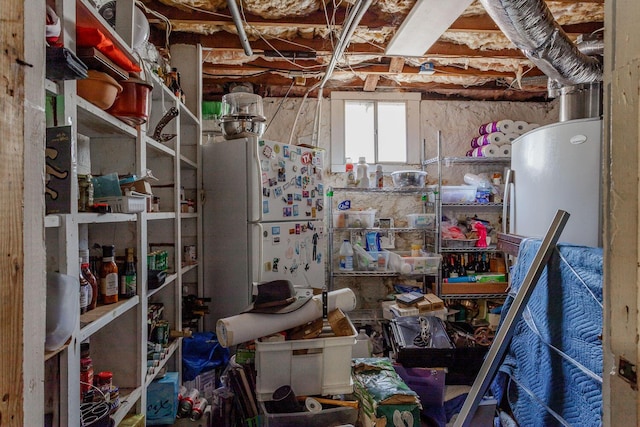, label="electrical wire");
[265,79,295,132]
